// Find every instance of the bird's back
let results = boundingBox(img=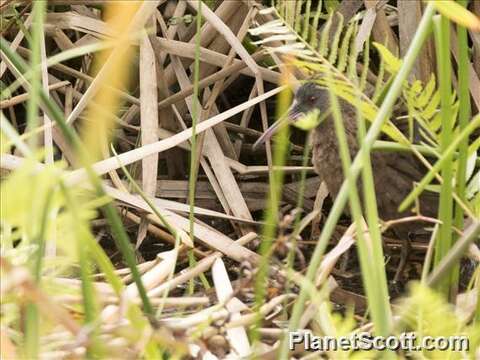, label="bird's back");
[311,98,438,239]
